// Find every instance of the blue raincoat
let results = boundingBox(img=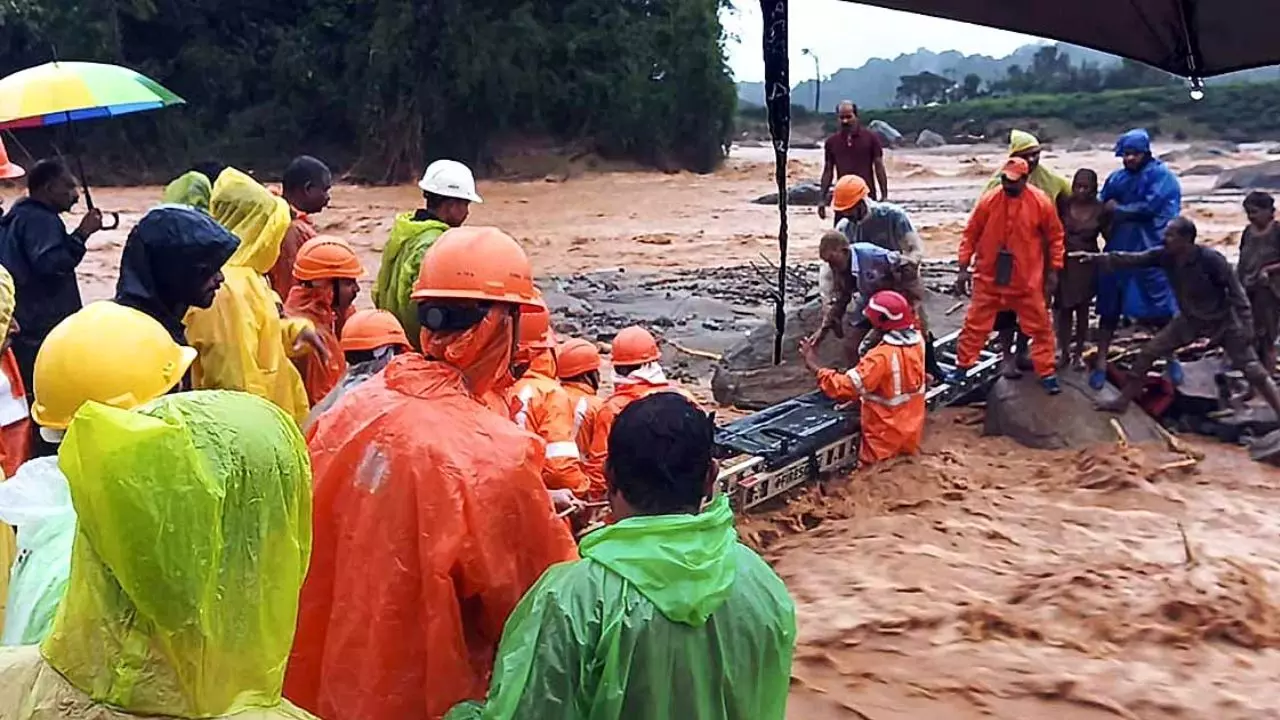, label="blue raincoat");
[1097,129,1180,321]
